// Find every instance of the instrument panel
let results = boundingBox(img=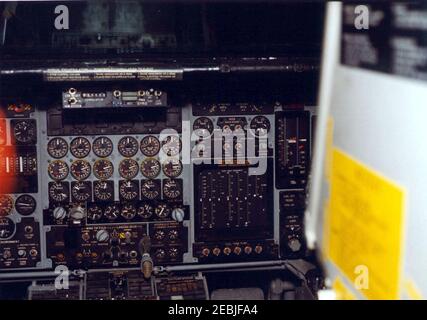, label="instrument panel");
[0,86,316,275]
